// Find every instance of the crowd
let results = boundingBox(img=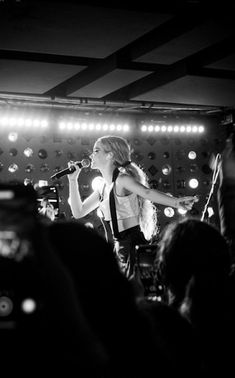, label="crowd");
[0,134,234,377]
